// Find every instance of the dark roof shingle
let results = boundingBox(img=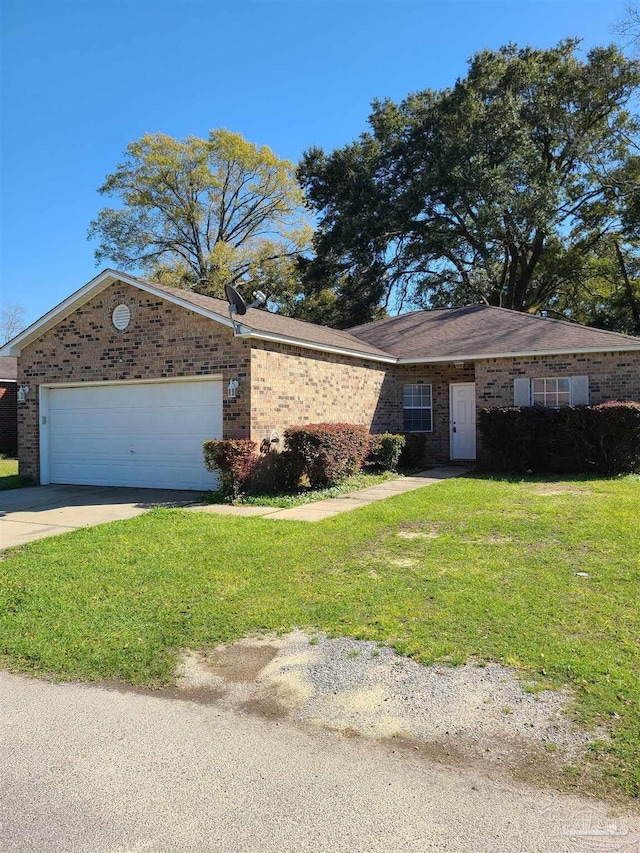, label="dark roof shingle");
[131,275,391,359]
[349,305,640,360]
